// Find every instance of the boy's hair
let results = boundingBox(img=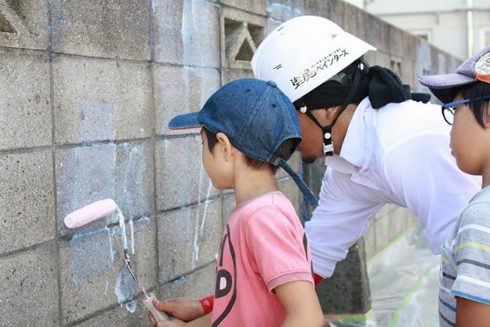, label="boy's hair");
[455,82,490,127]
[203,127,295,173]
[168,78,318,206]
